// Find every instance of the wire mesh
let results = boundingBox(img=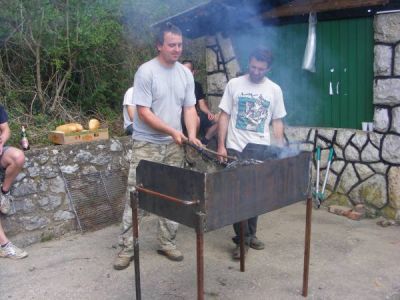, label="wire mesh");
[63,169,127,231]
